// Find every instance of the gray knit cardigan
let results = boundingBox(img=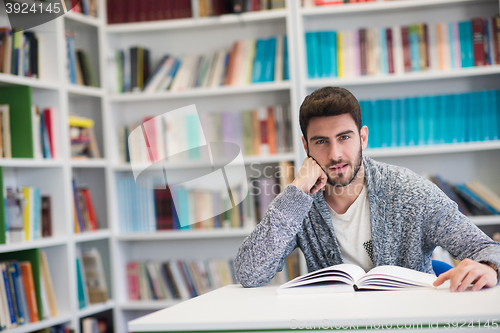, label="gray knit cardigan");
[235,156,500,287]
